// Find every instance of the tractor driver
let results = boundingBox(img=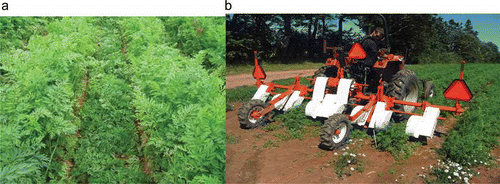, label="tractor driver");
[360,27,385,67]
